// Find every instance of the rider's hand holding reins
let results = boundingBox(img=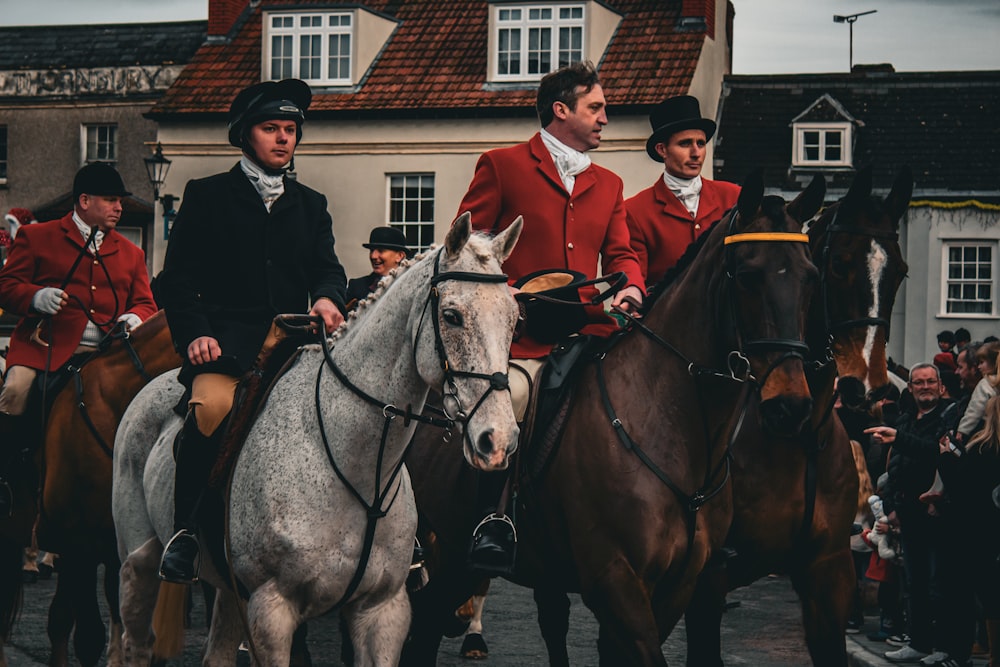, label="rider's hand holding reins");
[32,287,67,315]
[310,297,344,335]
[611,285,643,316]
[187,336,222,365]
